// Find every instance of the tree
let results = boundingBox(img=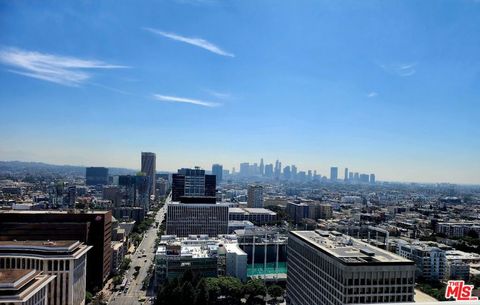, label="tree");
[467,229,479,239]
[85,291,93,304]
[243,279,267,305]
[195,279,209,305]
[268,285,283,299]
[180,282,195,305]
